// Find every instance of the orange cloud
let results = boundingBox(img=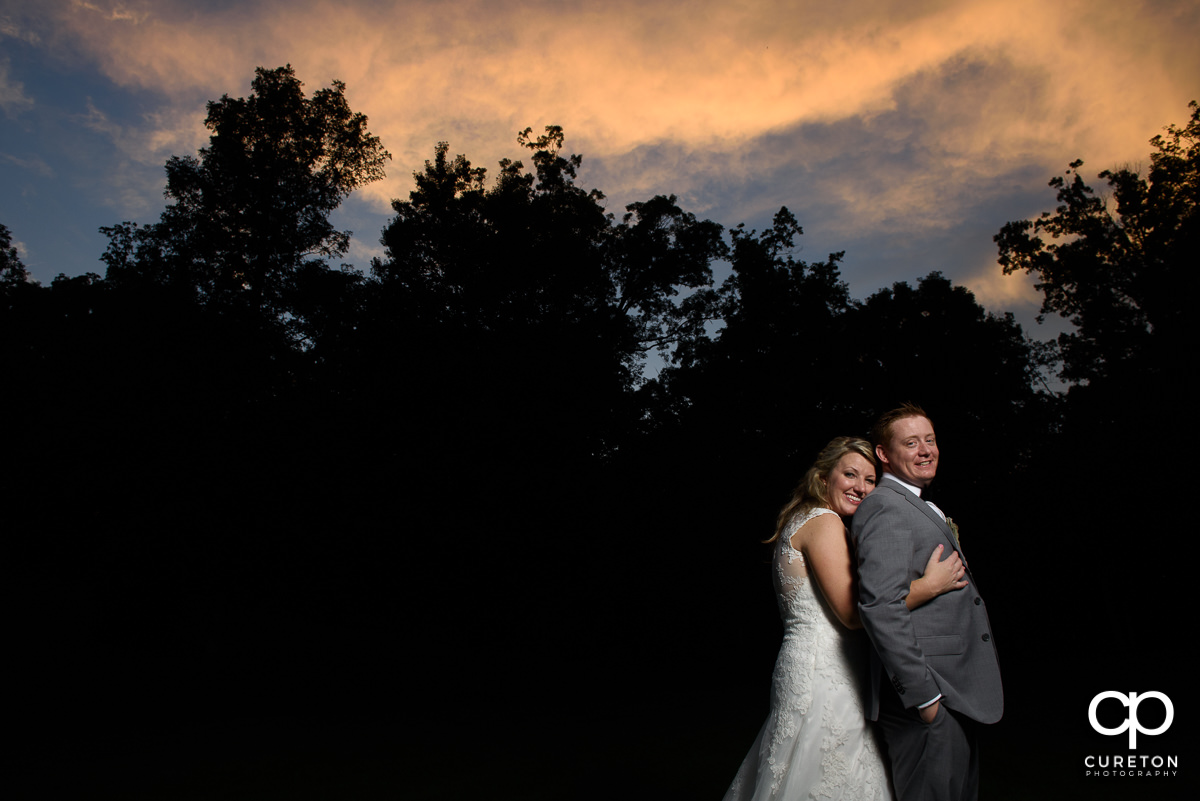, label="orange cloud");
[17,0,1199,244]
[960,257,1044,315]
